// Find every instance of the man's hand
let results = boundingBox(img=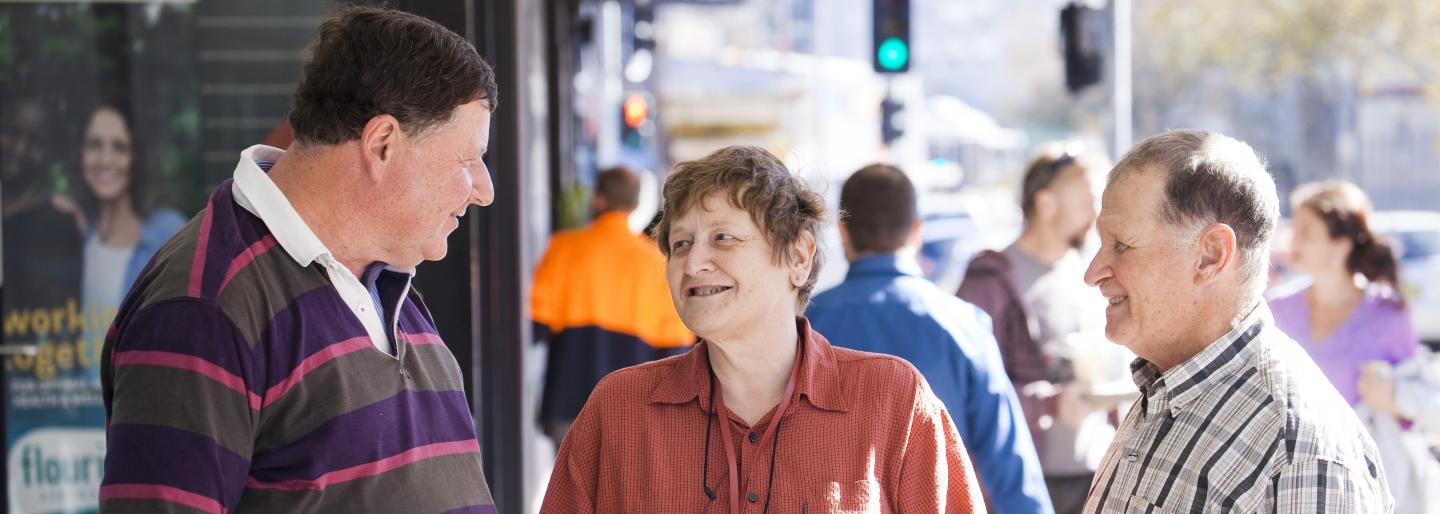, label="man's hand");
[1358,360,1403,419]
